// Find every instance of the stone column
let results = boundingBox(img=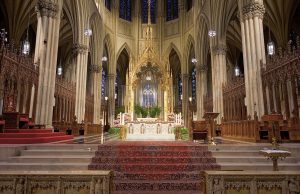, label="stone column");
[34,0,62,127]
[107,74,116,126]
[182,73,189,127]
[92,64,102,124]
[211,45,227,123]
[196,64,207,120]
[74,44,89,123]
[240,1,266,118]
